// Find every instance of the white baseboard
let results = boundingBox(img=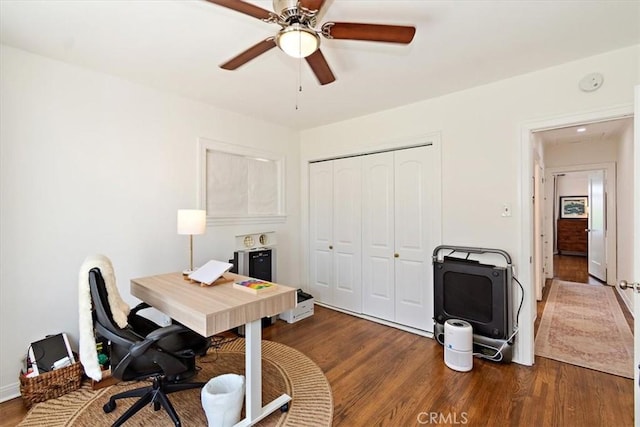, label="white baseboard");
[615,286,634,317]
[0,381,21,403]
[314,302,434,338]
